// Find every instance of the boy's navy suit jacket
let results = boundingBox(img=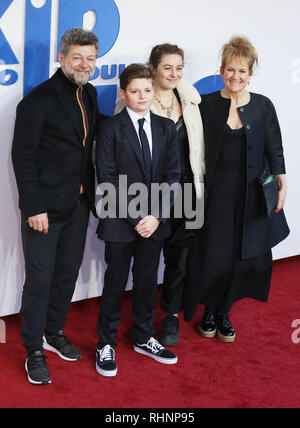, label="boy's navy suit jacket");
[96,108,181,242]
